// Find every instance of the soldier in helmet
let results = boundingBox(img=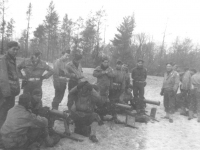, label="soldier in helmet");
[17,51,53,94]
